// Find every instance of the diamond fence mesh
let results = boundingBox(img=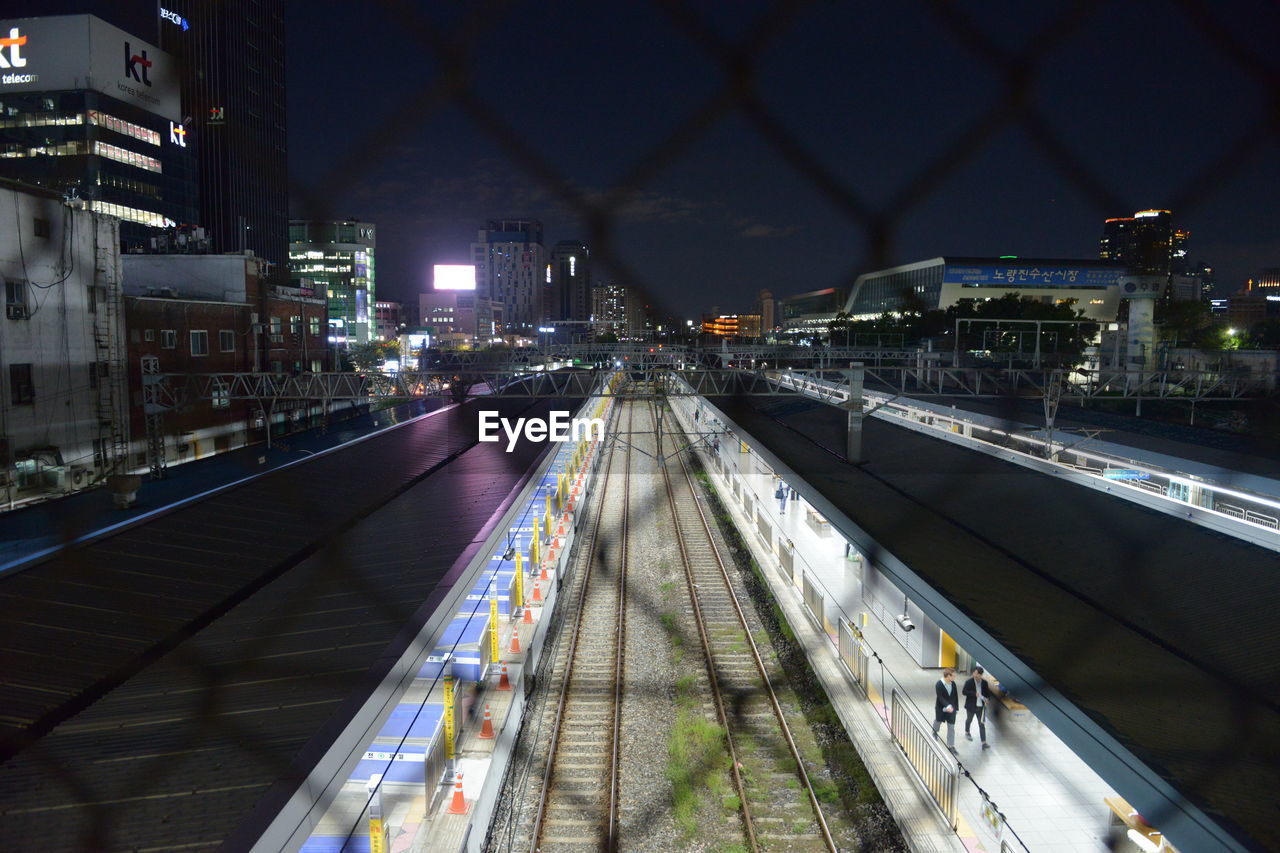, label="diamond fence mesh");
[3,1,1278,851]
